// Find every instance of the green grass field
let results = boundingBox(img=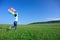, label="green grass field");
[0,23,60,40]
